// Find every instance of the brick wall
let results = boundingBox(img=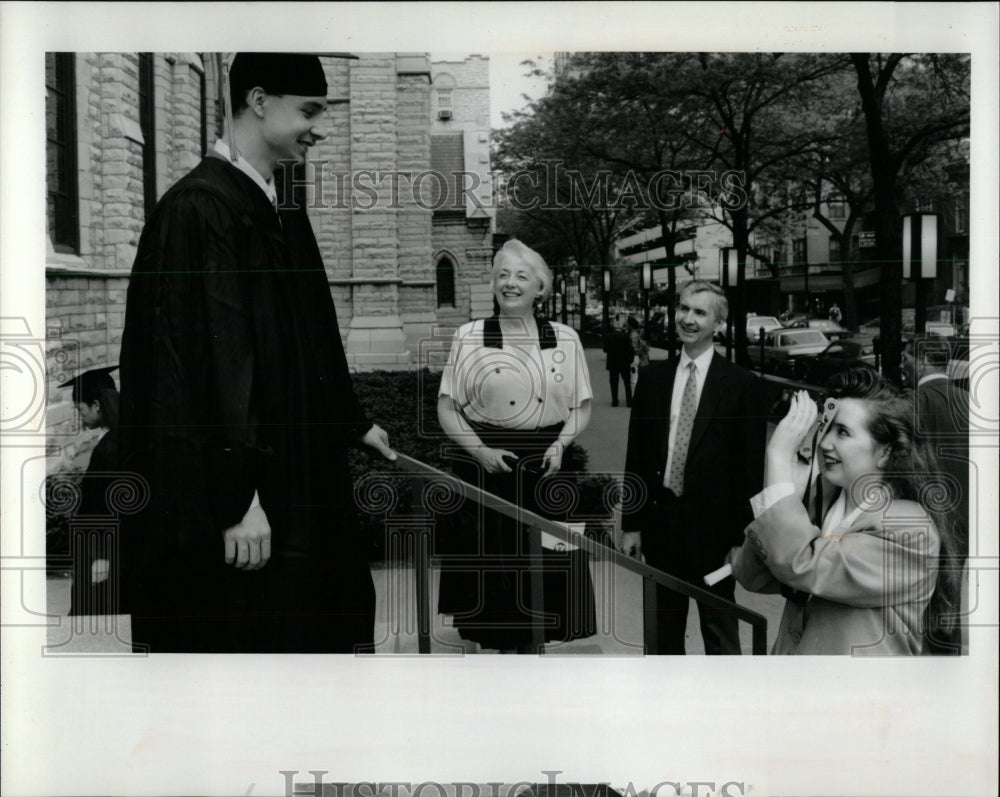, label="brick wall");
[45,274,128,469]
[314,58,354,296]
[431,55,490,129]
[46,52,205,471]
[396,74,433,283]
[432,217,493,321]
[430,56,494,224]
